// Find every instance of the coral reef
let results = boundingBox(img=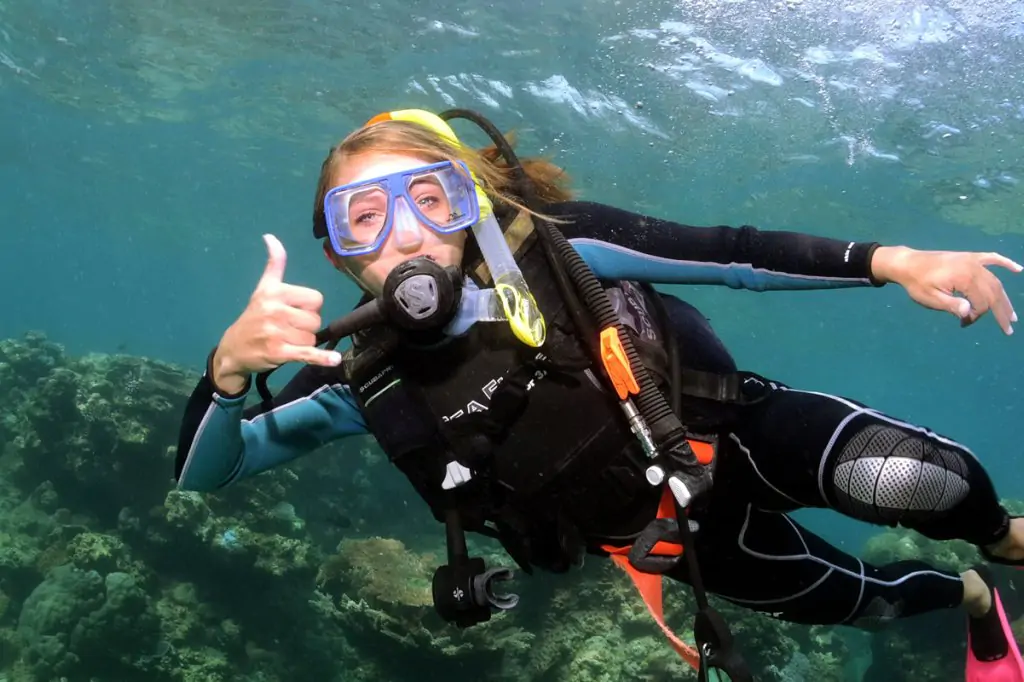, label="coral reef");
[0,330,1017,682]
[863,525,980,574]
[15,564,159,680]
